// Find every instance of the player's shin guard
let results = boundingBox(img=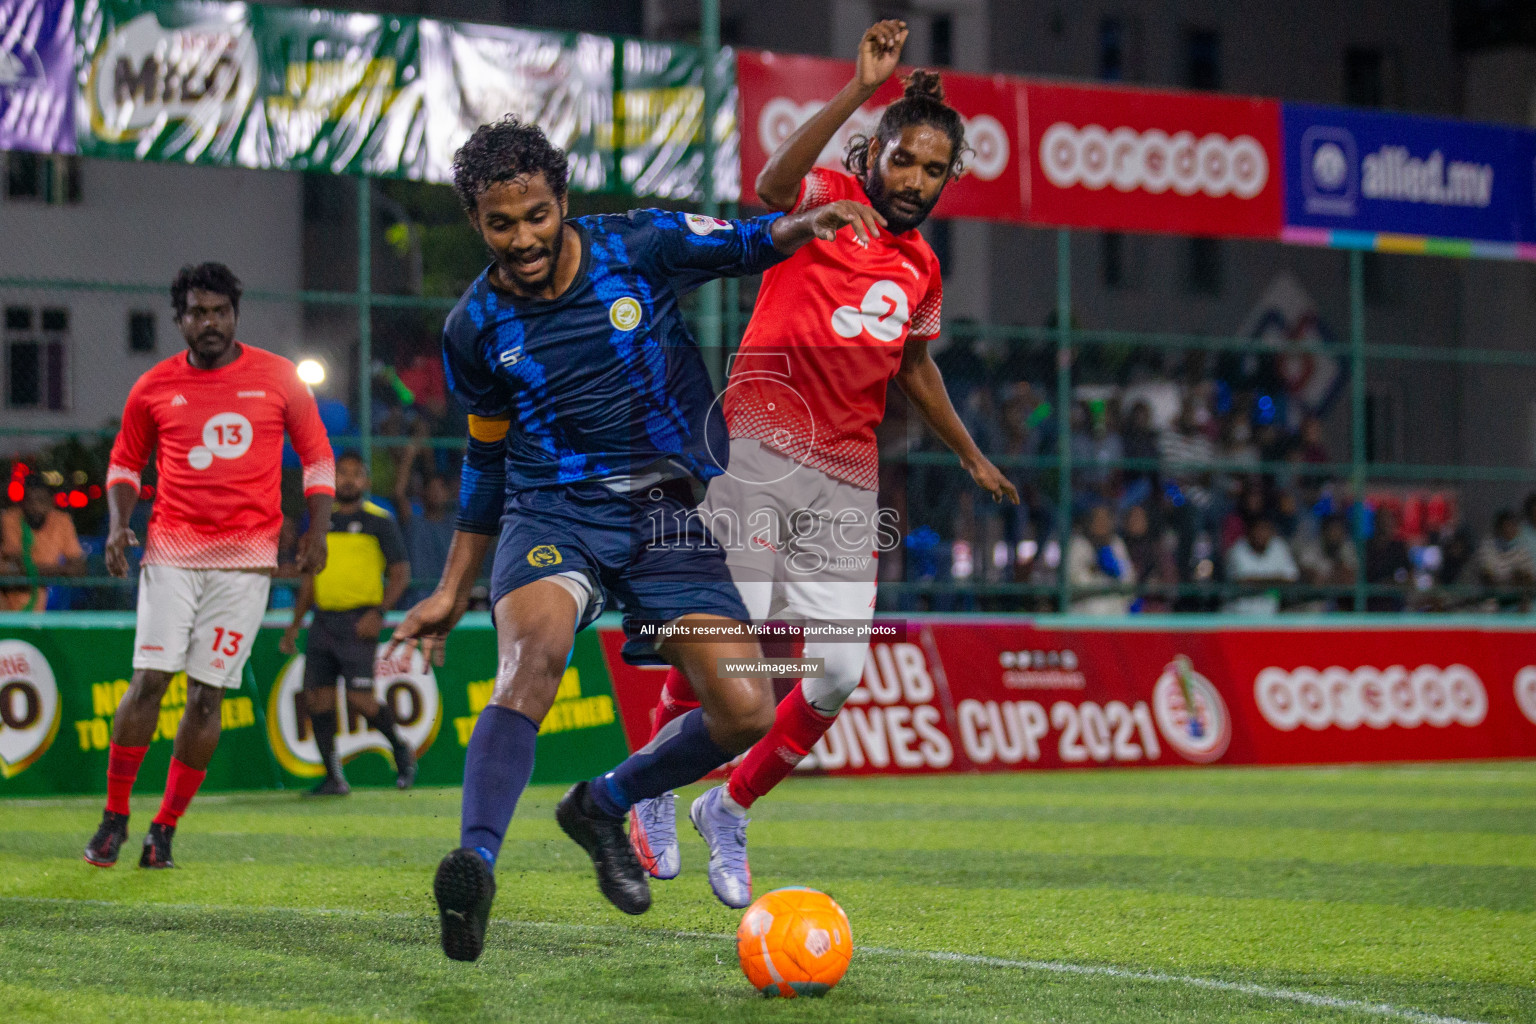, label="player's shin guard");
[152,757,207,828]
[460,705,539,862]
[726,685,835,811]
[647,667,700,741]
[105,742,148,816]
[590,708,732,818]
